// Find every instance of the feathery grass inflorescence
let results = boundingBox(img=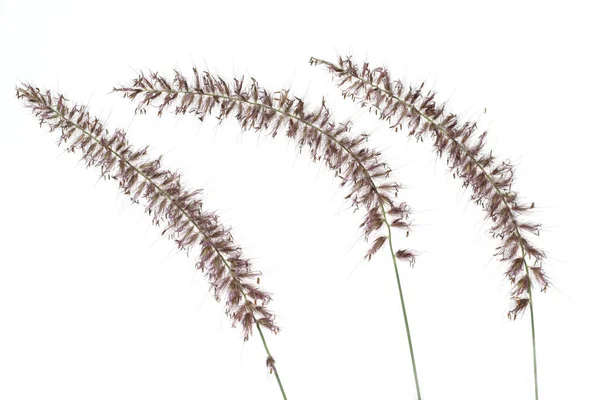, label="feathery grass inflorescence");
[113,68,423,398]
[16,84,287,398]
[113,70,413,263]
[311,55,547,399]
